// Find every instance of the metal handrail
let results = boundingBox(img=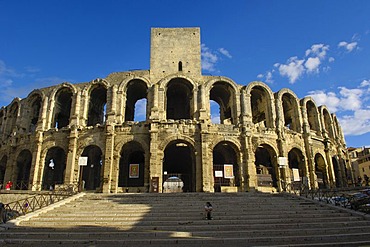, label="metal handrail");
[1,183,78,223]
